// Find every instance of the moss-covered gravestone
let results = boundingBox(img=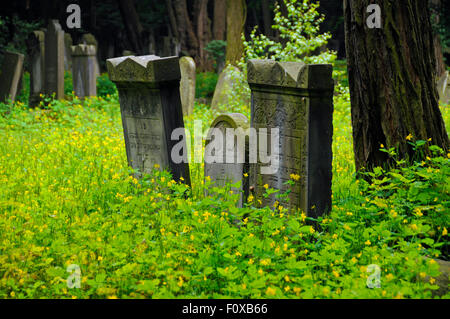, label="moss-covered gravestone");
[44,20,64,99]
[71,44,97,98]
[0,51,24,103]
[205,113,250,207]
[107,55,190,184]
[247,59,334,218]
[179,56,196,116]
[27,30,46,107]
